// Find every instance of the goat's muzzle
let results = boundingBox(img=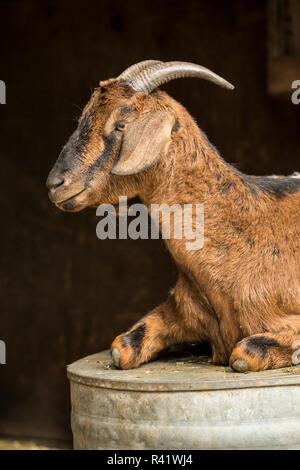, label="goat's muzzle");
[46,170,89,212]
[46,173,65,191]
